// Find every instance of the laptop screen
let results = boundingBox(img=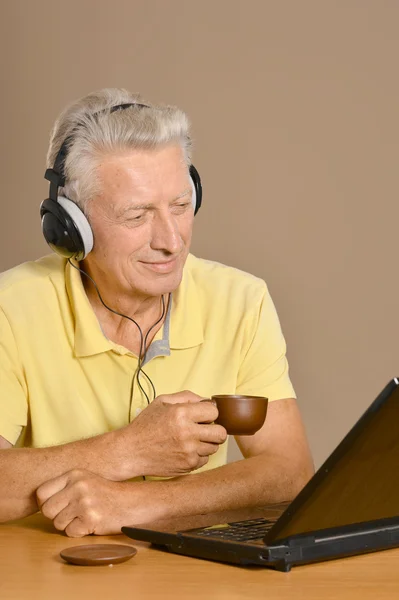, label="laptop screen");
[267,379,399,543]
